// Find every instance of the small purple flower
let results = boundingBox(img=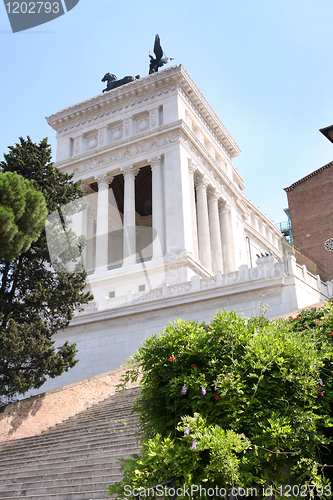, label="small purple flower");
[141,401,145,406]
[314,365,318,371]
[201,387,206,395]
[191,439,197,450]
[319,379,325,386]
[296,376,300,380]
[184,426,189,436]
[182,385,187,395]
[214,386,217,391]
